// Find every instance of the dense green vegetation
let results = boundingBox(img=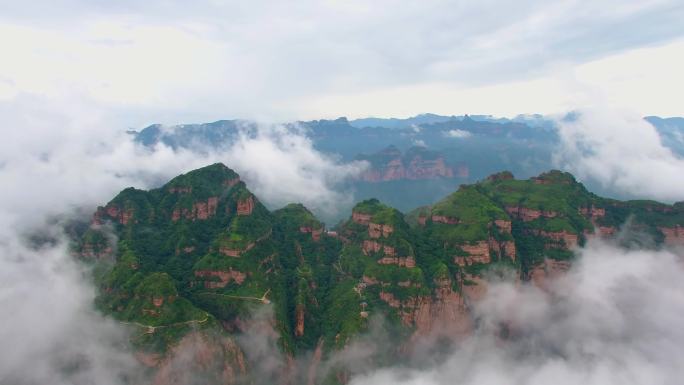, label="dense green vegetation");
[79,163,684,378]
